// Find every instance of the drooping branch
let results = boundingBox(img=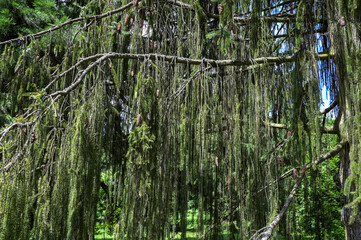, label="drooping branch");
[170,66,212,100]
[320,98,338,115]
[240,0,299,16]
[164,0,192,10]
[46,52,331,98]
[0,52,333,139]
[253,140,347,240]
[234,15,297,23]
[49,54,110,98]
[265,122,339,134]
[257,135,345,193]
[256,168,297,194]
[199,138,346,240]
[44,53,105,91]
[265,122,288,129]
[0,2,133,46]
[164,0,325,24]
[199,139,344,240]
[0,121,35,143]
[250,173,305,240]
[0,0,322,48]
